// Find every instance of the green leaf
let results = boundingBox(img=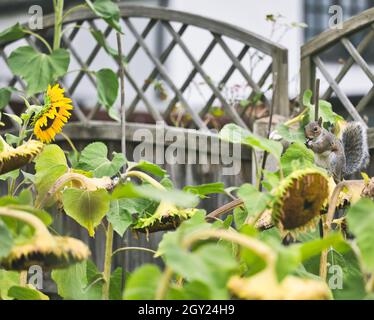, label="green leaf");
[62,188,110,237]
[237,183,272,217]
[78,142,125,178]
[347,198,374,271]
[275,123,305,143]
[90,29,126,62]
[0,220,13,259]
[112,182,199,208]
[280,141,315,176]
[0,270,19,300]
[109,267,123,300]
[0,169,19,181]
[86,0,122,32]
[8,46,70,95]
[107,199,134,236]
[0,23,25,45]
[34,144,68,207]
[302,89,343,125]
[0,87,16,110]
[183,182,225,199]
[96,68,119,110]
[7,286,49,300]
[167,281,212,300]
[123,264,162,300]
[220,123,283,160]
[52,261,101,300]
[328,248,366,300]
[127,161,166,177]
